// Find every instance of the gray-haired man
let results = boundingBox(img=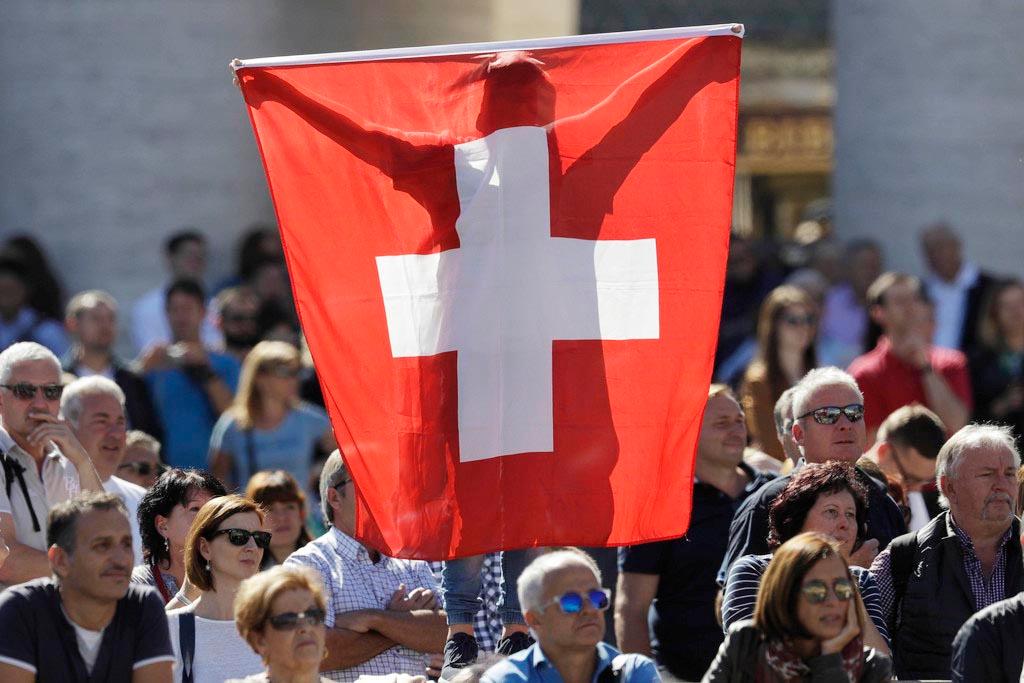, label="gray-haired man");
[285,450,447,681]
[870,424,1022,681]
